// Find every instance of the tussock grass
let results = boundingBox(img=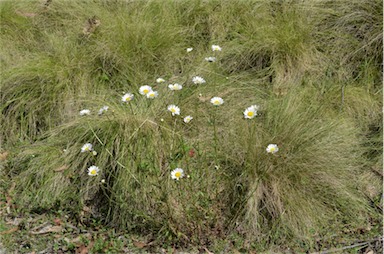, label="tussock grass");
[1,0,382,252]
[9,92,234,244]
[226,88,372,245]
[312,0,383,88]
[219,1,323,93]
